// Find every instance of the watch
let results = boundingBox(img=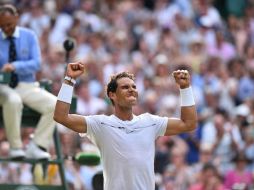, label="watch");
[64,76,76,85]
